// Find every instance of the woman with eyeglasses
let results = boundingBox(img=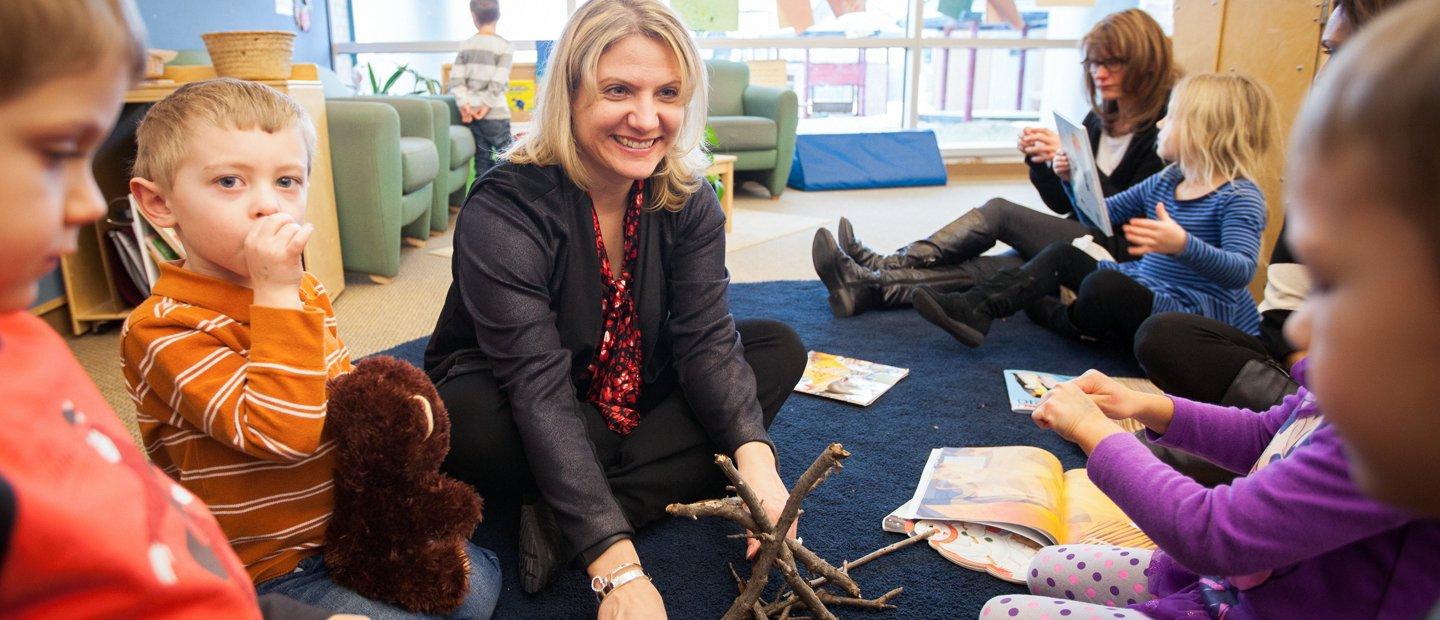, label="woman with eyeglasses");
[812,9,1179,320]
